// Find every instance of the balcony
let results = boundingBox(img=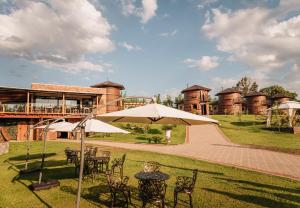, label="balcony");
[0,103,94,117]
